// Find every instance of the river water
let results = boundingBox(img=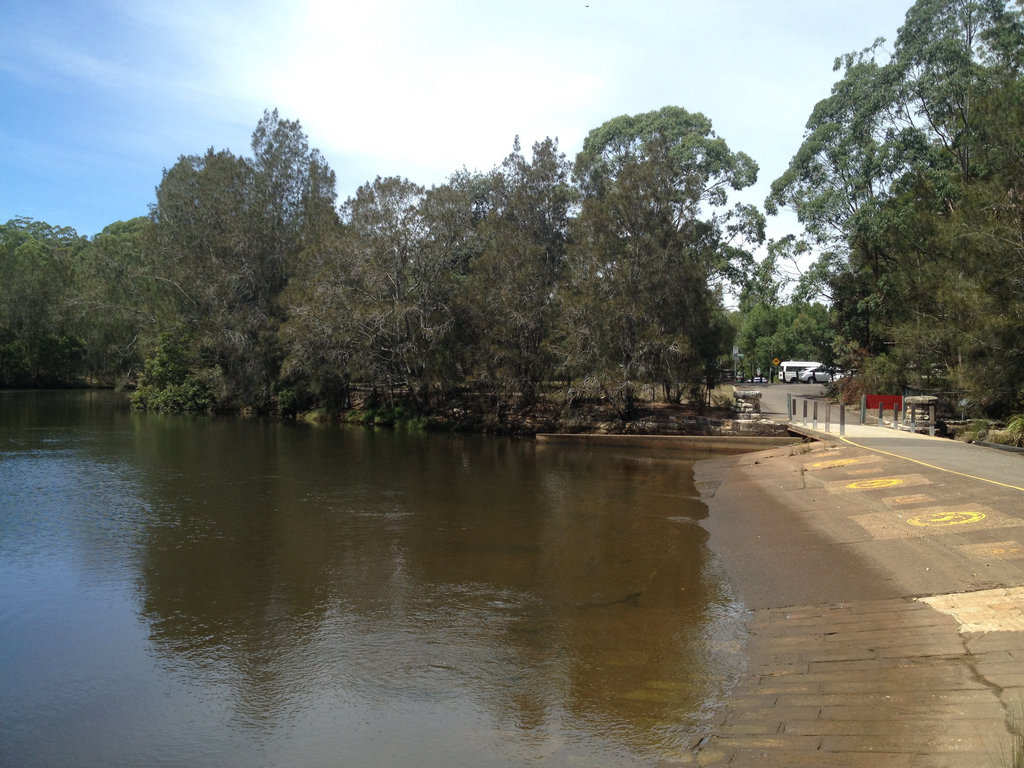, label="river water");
[0,391,748,767]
